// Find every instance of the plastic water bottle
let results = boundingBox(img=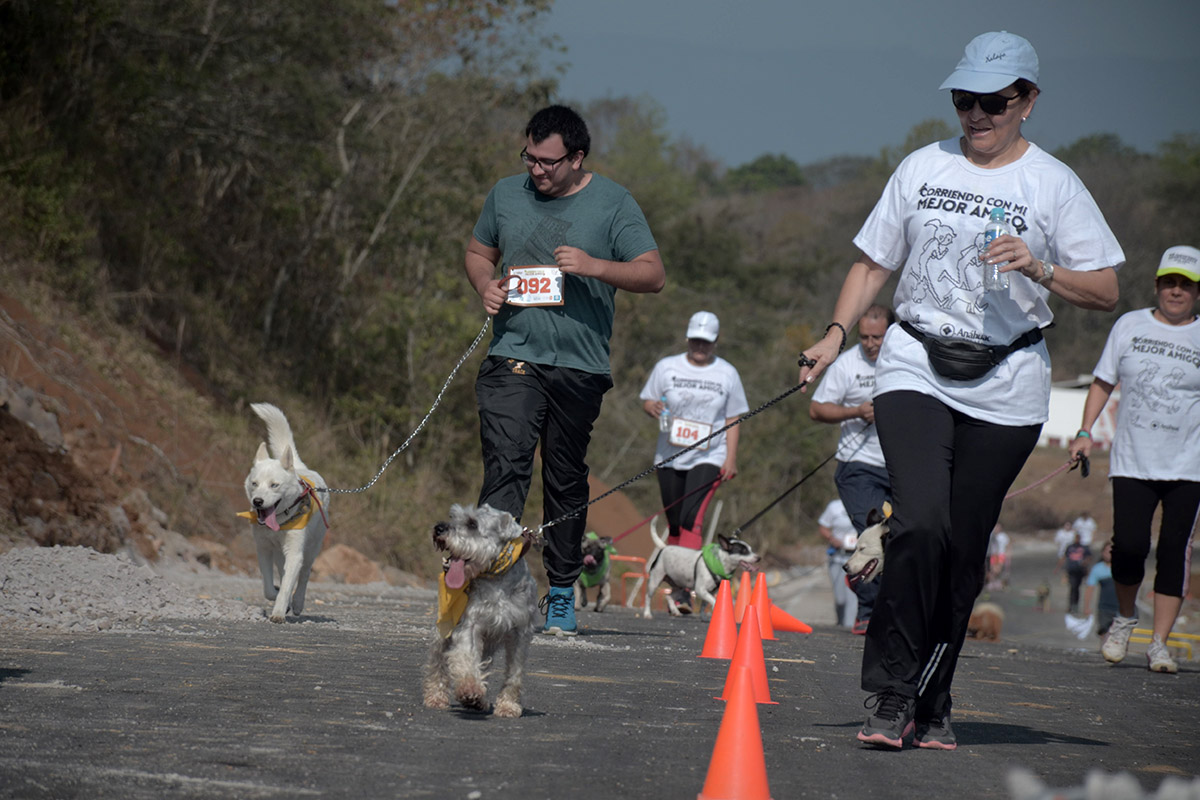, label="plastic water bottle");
[658,395,671,433]
[983,207,1011,291]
